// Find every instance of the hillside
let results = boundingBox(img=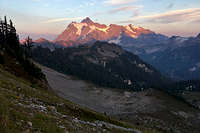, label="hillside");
[1,63,153,133]
[39,63,200,133]
[32,41,167,90]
